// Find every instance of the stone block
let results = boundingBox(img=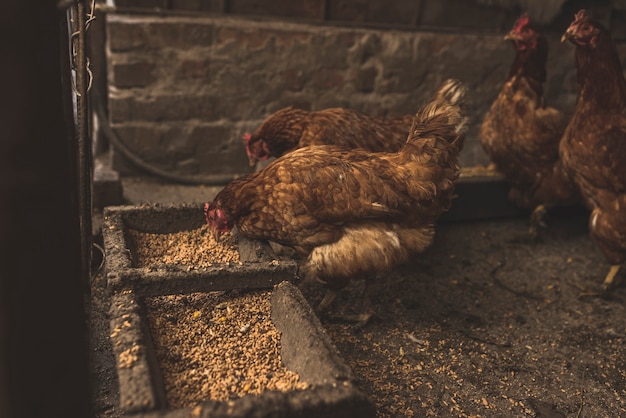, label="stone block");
[109,123,251,176]
[310,68,346,90]
[112,62,157,88]
[146,21,215,49]
[107,19,149,52]
[176,57,213,80]
[93,159,124,210]
[278,68,307,92]
[108,94,222,123]
[351,66,377,92]
[108,16,216,52]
